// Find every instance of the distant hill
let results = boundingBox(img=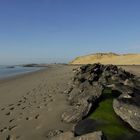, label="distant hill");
[70,53,140,65]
